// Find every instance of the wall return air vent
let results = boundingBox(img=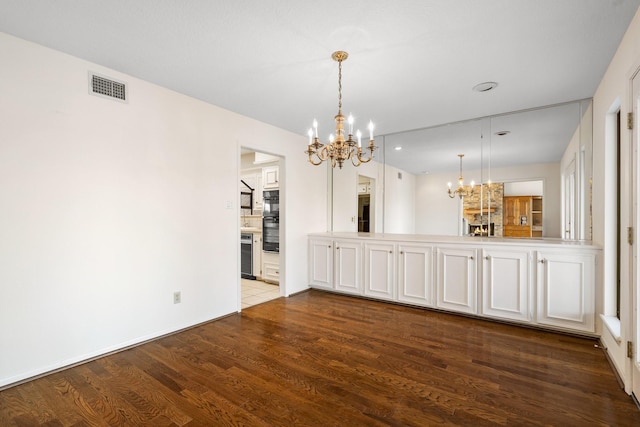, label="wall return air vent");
[88,72,128,102]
